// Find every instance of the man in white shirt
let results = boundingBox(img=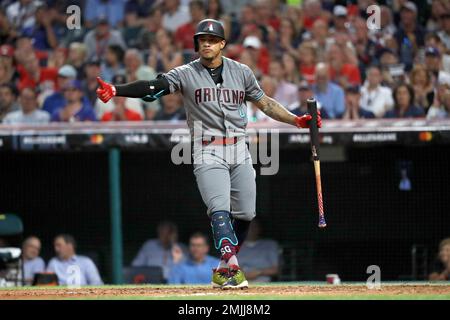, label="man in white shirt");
[22,236,45,284]
[162,0,190,33]
[359,65,394,118]
[3,87,50,124]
